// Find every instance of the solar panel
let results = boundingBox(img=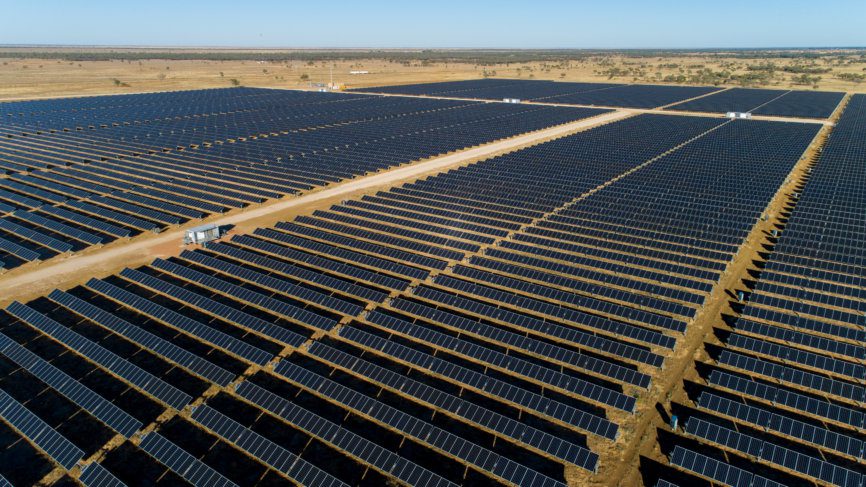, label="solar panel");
[390,297,651,388]
[760,441,862,487]
[65,200,158,232]
[204,242,389,302]
[235,381,458,487]
[84,278,272,366]
[339,324,619,439]
[4,301,192,410]
[11,174,95,200]
[413,285,663,367]
[433,273,680,343]
[307,341,600,470]
[366,309,636,413]
[696,391,865,459]
[273,359,568,487]
[0,217,74,252]
[78,462,127,487]
[170,251,357,319]
[0,388,84,470]
[708,370,865,429]
[119,267,308,349]
[88,195,181,226]
[47,289,235,386]
[668,446,786,487]
[0,235,41,261]
[138,432,238,487]
[717,349,865,402]
[0,332,142,437]
[189,404,349,487]
[353,79,721,109]
[228,235,410,290]
[0,179,67,204]
[38,205,131,238]
[250,229,429,280]
[147,255,337,331]
[12,210,103,245]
